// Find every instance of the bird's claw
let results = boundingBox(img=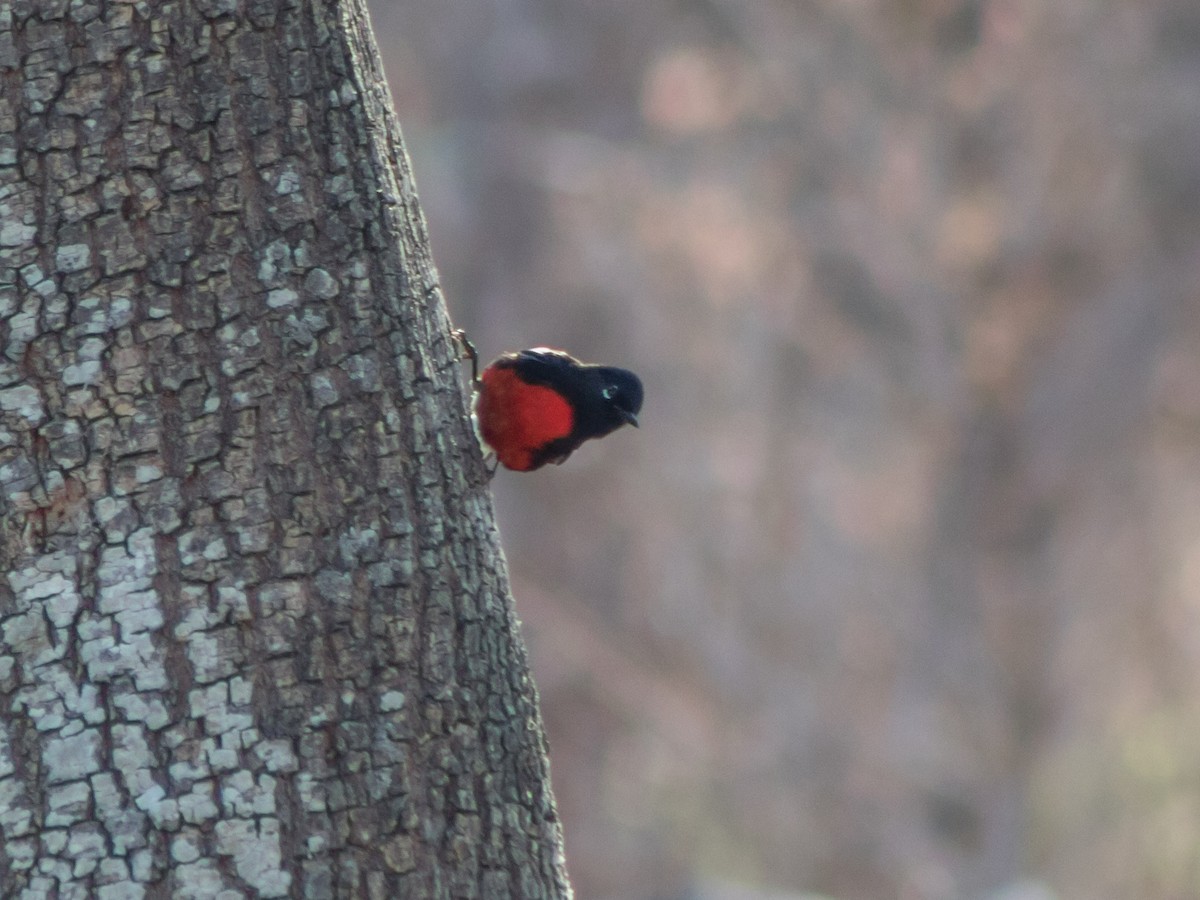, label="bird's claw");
[450,328,480,386]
